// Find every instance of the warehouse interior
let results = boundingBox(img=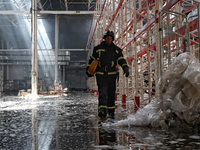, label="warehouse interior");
[1,0,200,149]
[0,0,94,95]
